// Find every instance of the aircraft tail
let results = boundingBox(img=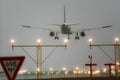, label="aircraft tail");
[64,5,66,23]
